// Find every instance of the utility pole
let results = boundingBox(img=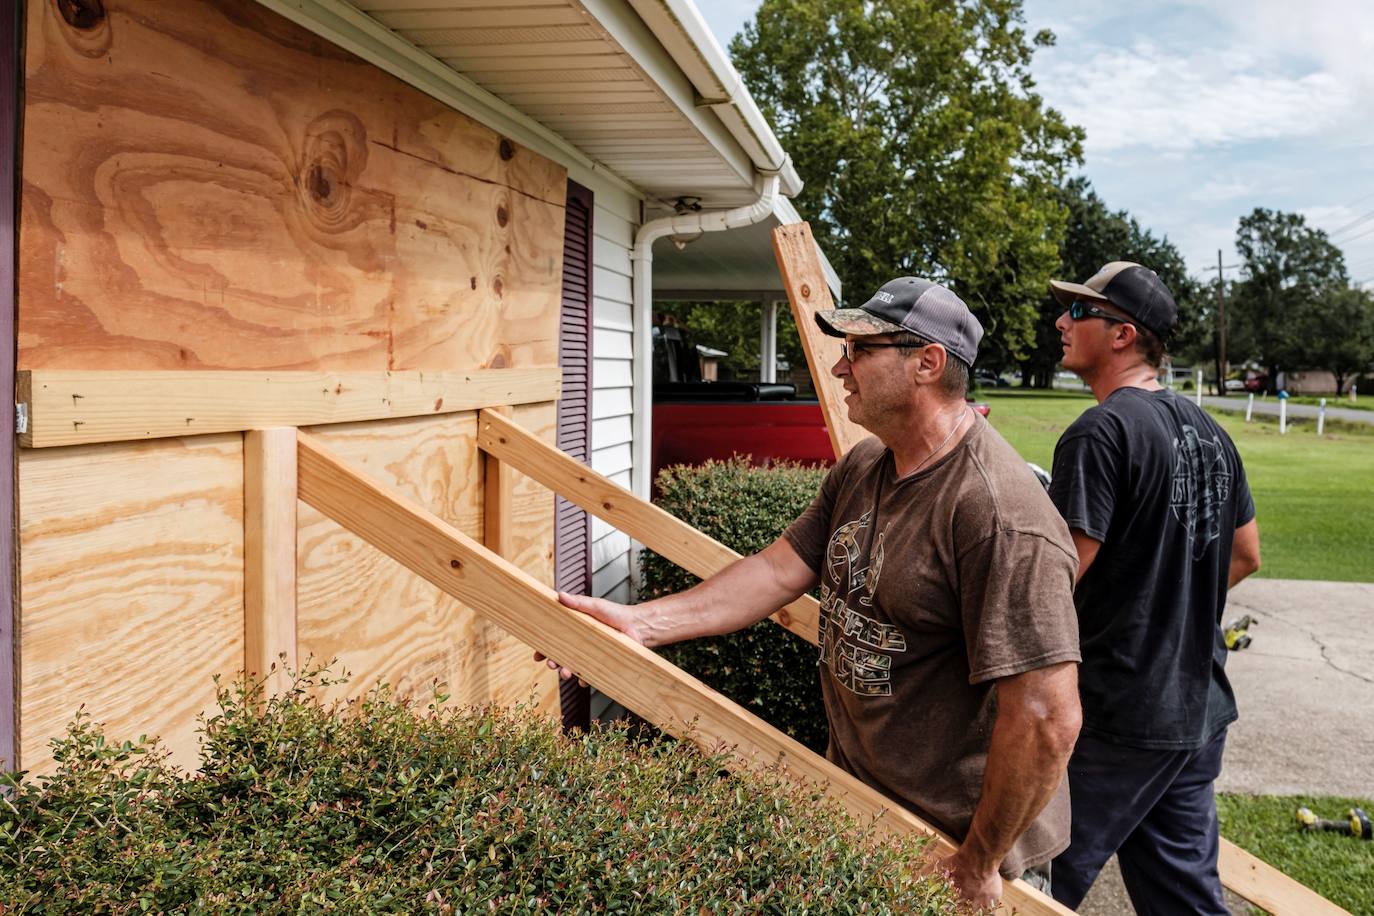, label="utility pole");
[1203,251,1240,396]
